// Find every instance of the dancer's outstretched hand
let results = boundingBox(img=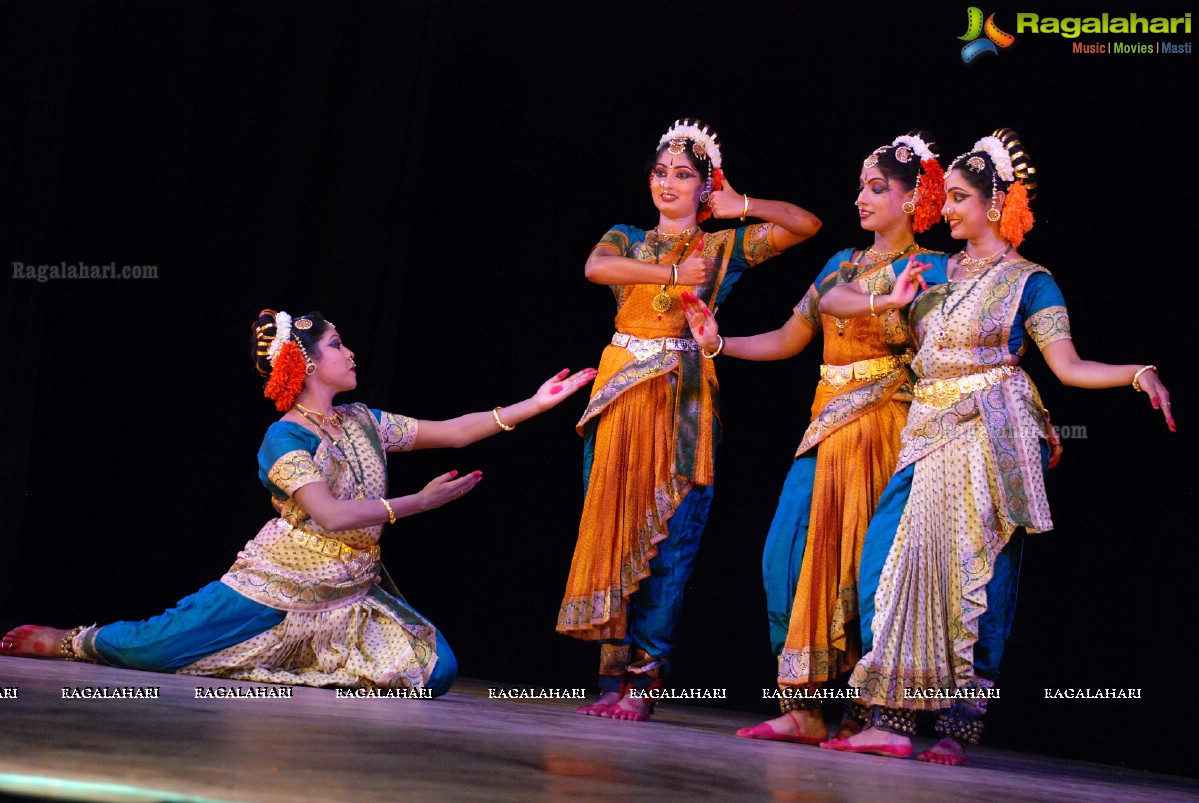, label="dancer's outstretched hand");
[532,368,598,411]
[417,469,483,512]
